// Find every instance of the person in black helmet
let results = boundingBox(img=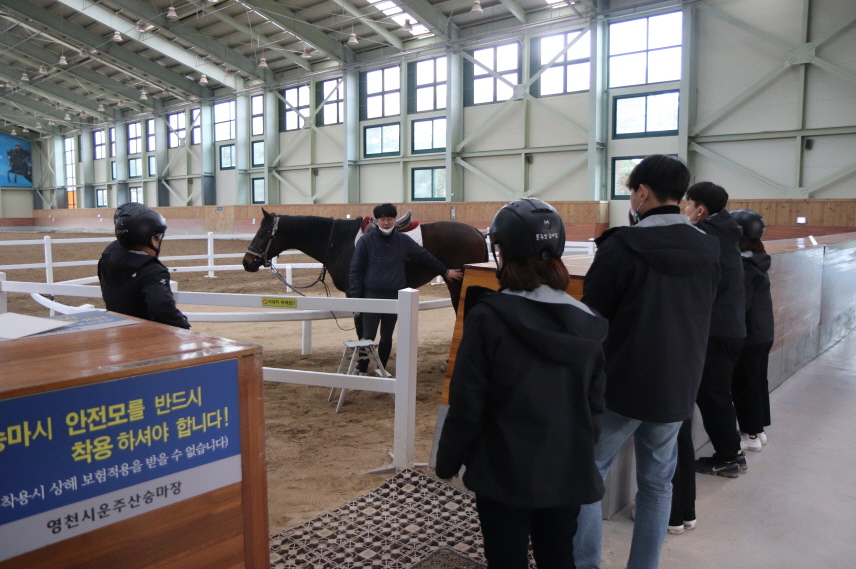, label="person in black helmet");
[97,203,190,329]
[730,209,774,452]
[348,203,462,375]
[436,198,608,569]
